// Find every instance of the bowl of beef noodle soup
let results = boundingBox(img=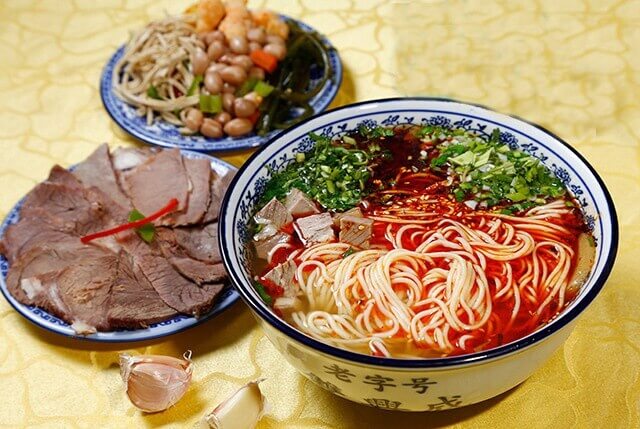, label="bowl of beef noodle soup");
[219,98,618,411]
